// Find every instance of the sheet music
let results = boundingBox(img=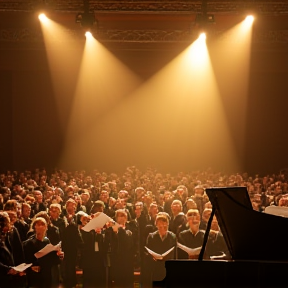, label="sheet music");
[264,205,288,218]
[12,263,32,272]
[210,252,227,260]
[81,212,112,232]
[34,242,61,259]
[177,242,202,256]
[145,246,175,260]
